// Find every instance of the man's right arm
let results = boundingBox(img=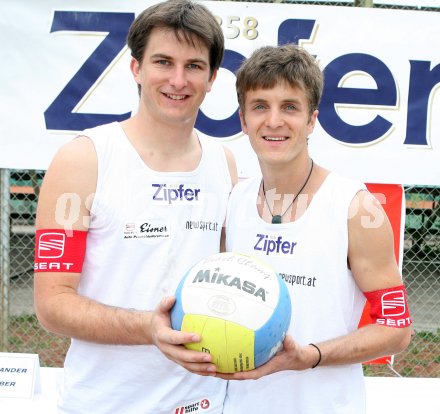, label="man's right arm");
[35,137,159,344]
[34,137,216,374]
